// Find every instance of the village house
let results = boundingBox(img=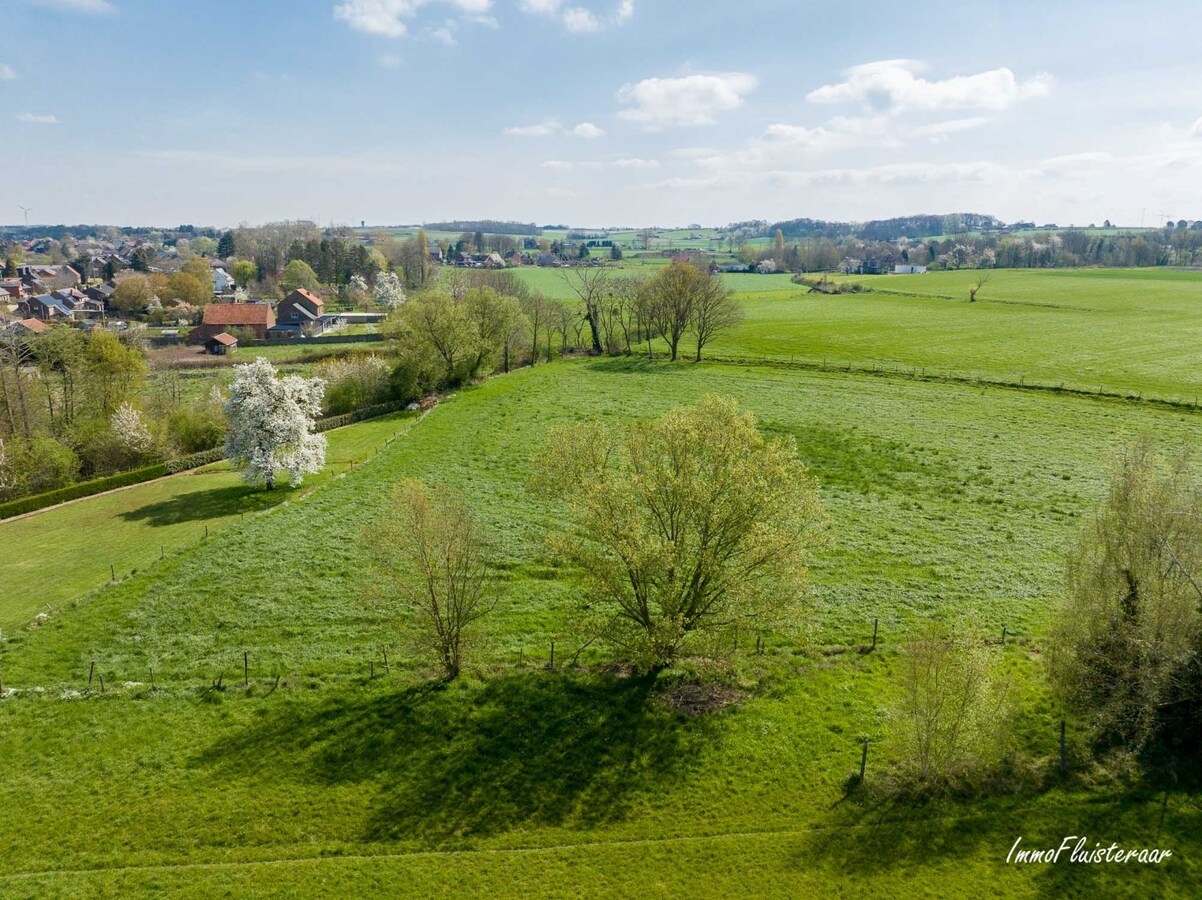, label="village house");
[269,288,326,338]
[18,293,73,321]
[188,302,275,343]
[213,267,236,294]
[18,264,81,291]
